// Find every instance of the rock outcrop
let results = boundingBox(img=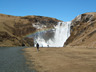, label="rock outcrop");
[65,12,96,47]
[1,12,96,47]
[0,14,61,47]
